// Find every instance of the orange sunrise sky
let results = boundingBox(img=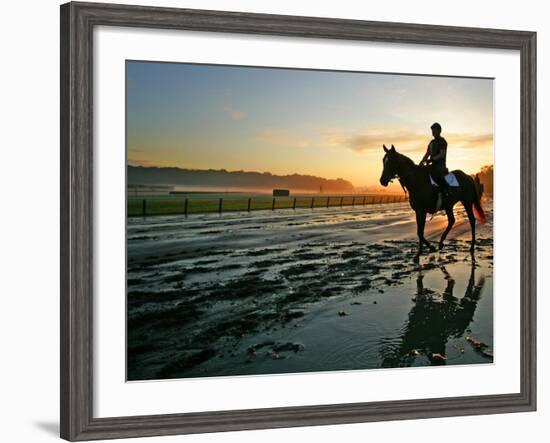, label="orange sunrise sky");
[127,61,493,189]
